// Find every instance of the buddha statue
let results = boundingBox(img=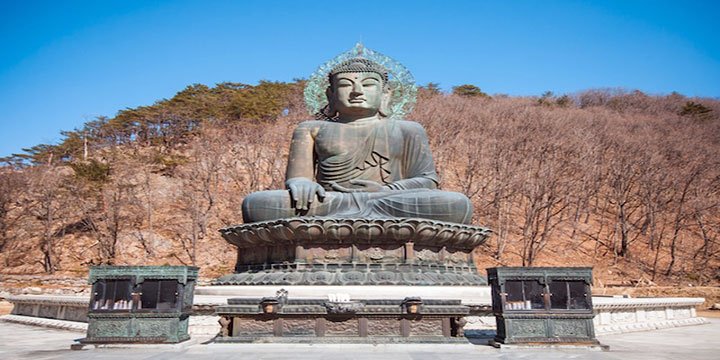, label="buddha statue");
[241,57,473,224]
[218,45,491,286]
